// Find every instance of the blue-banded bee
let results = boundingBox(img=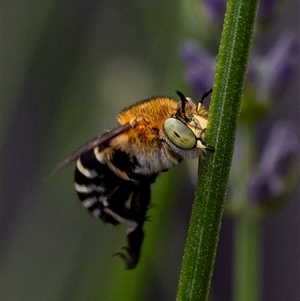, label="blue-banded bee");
[50,90,214,269]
